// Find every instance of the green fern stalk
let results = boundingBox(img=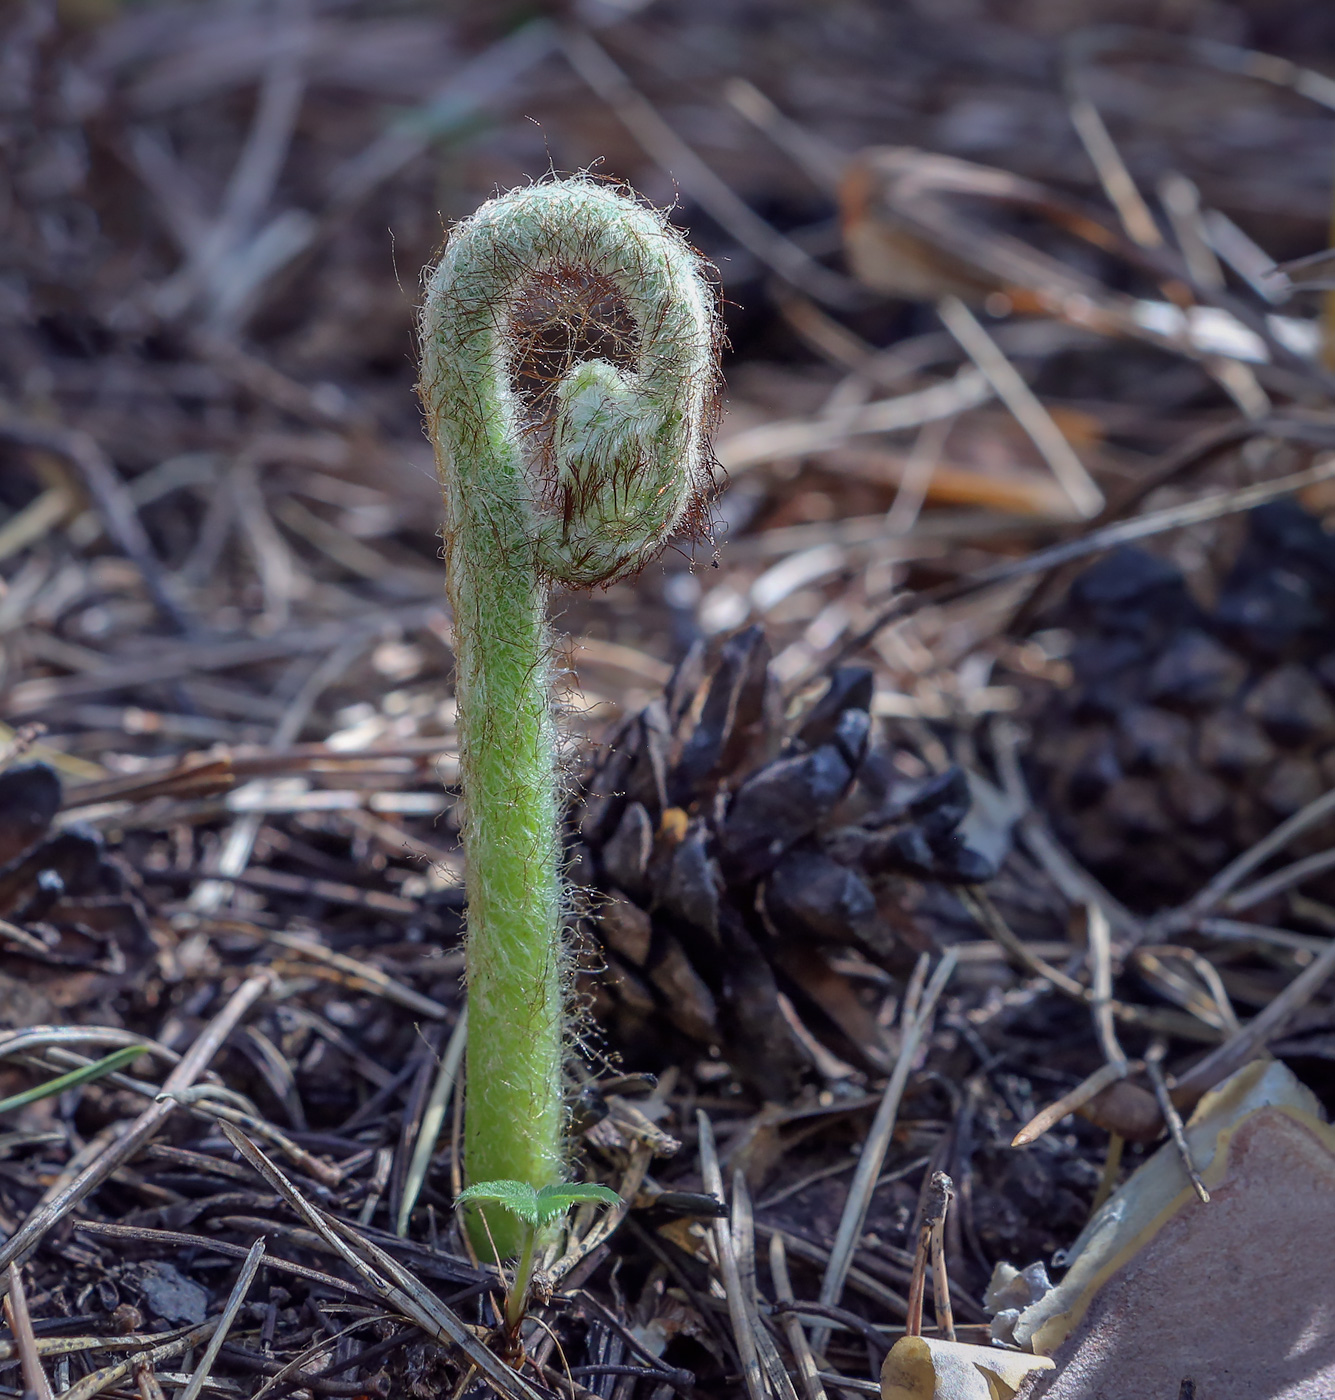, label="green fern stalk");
[419,178,717,1257]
